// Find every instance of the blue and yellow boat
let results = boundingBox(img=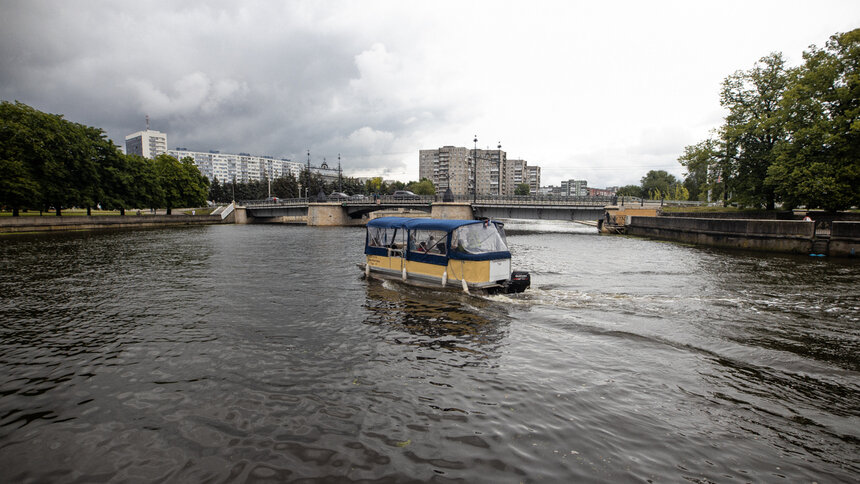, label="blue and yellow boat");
[363,217,530,294]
